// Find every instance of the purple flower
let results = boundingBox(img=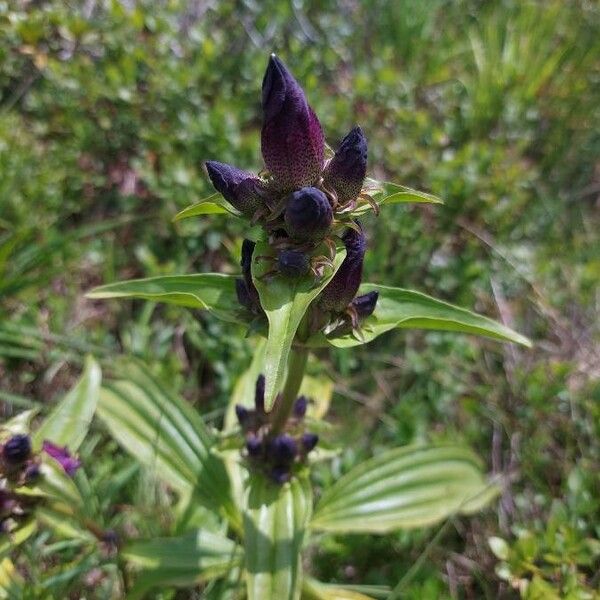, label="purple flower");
[2,434,31,465]
[319,223,366,313]
[235,405,250,426]
[261,55,325,189]
[284,187,333,241]
[351,290,379,318]
[270,465,291,484]
[323,126,367,205]
[246,434,262,457]
[42,441,81,477]
[205,161,265,217]
[277,249,310,278]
